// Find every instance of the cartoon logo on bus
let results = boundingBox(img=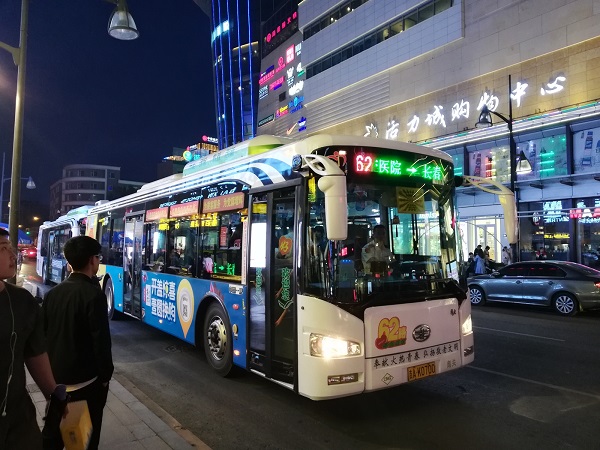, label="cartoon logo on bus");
[375,317,407,349]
